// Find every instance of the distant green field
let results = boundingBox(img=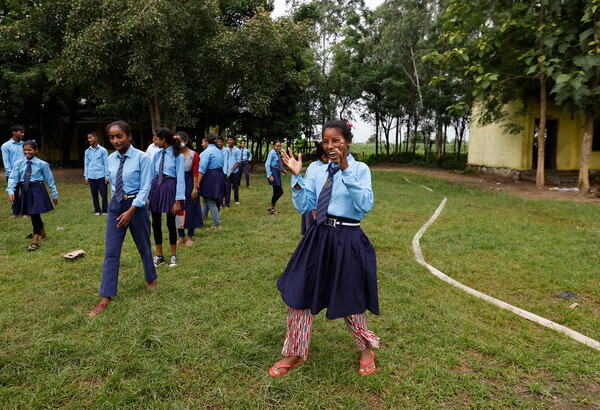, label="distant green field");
[351,142,468,158]
[0,169,598,408]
